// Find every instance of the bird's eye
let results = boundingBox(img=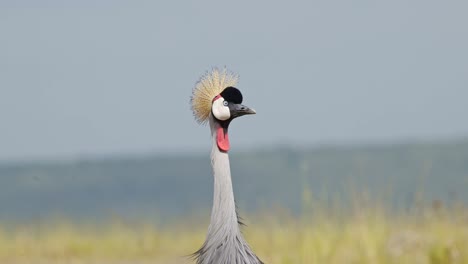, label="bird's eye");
[223,101,228,106]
